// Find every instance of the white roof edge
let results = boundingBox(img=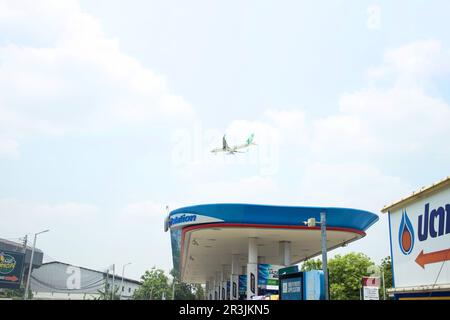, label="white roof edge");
[387,283,450,294]
[381,176,450,214]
